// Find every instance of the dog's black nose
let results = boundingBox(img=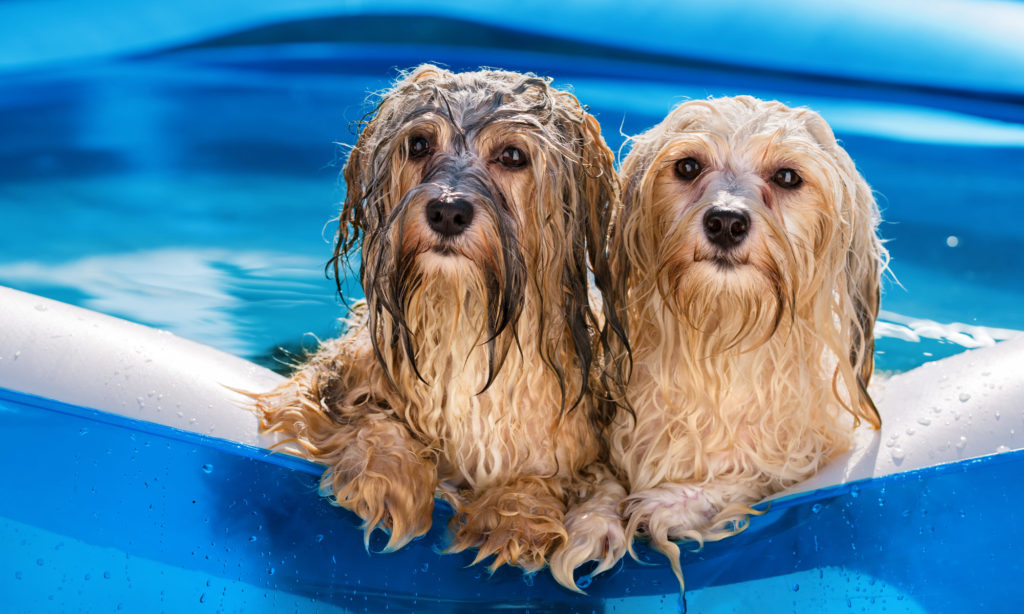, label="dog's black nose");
[703,208,750,249]
[426,198,474,237]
